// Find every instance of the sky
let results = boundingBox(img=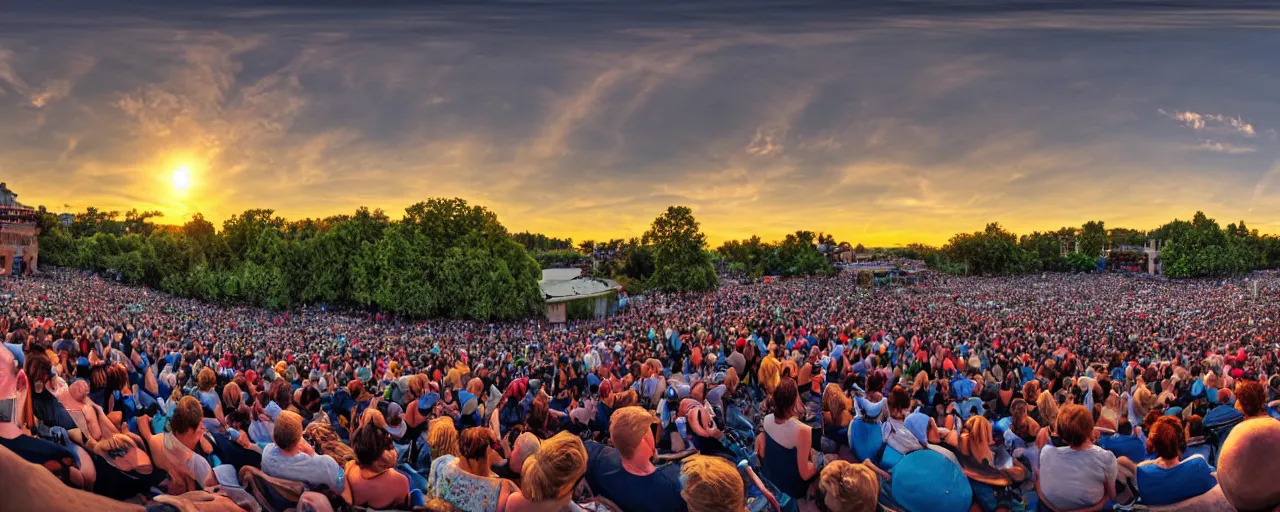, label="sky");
[3,1,1280,247]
